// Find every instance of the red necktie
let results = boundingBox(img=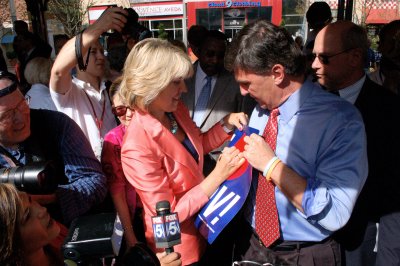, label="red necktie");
[255,108,280,247]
